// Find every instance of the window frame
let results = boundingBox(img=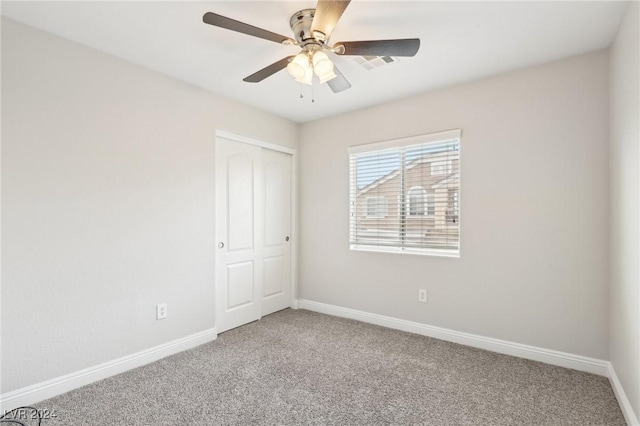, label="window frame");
[348,129,461,258]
